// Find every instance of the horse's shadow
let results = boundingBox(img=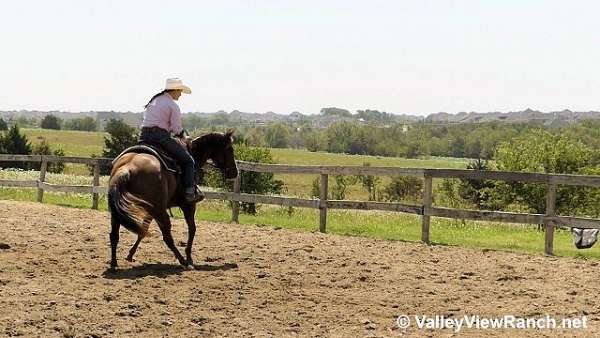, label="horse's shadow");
[102,262,238,280]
